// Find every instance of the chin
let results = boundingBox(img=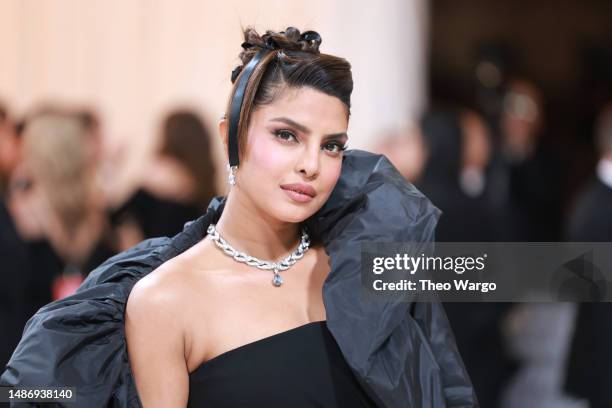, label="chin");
[262,197,321,224]
[275,204,316,223]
